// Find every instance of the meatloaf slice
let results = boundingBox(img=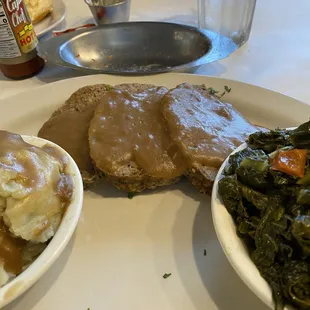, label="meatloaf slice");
[88,83,186,193]
[38,84,113,187]
[160,83,260,194]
